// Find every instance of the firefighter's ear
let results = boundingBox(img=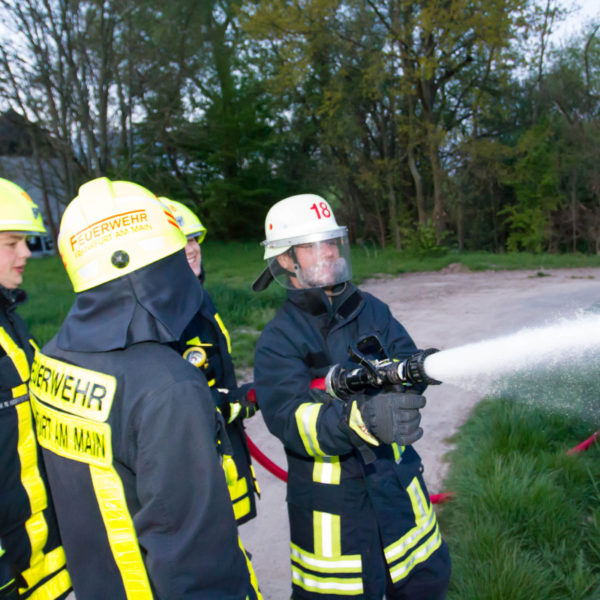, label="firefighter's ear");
[276,252,294,271]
